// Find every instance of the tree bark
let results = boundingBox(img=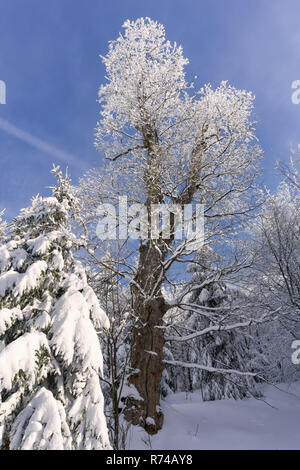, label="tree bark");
[123,296,166,434]
[123,238,168,434]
